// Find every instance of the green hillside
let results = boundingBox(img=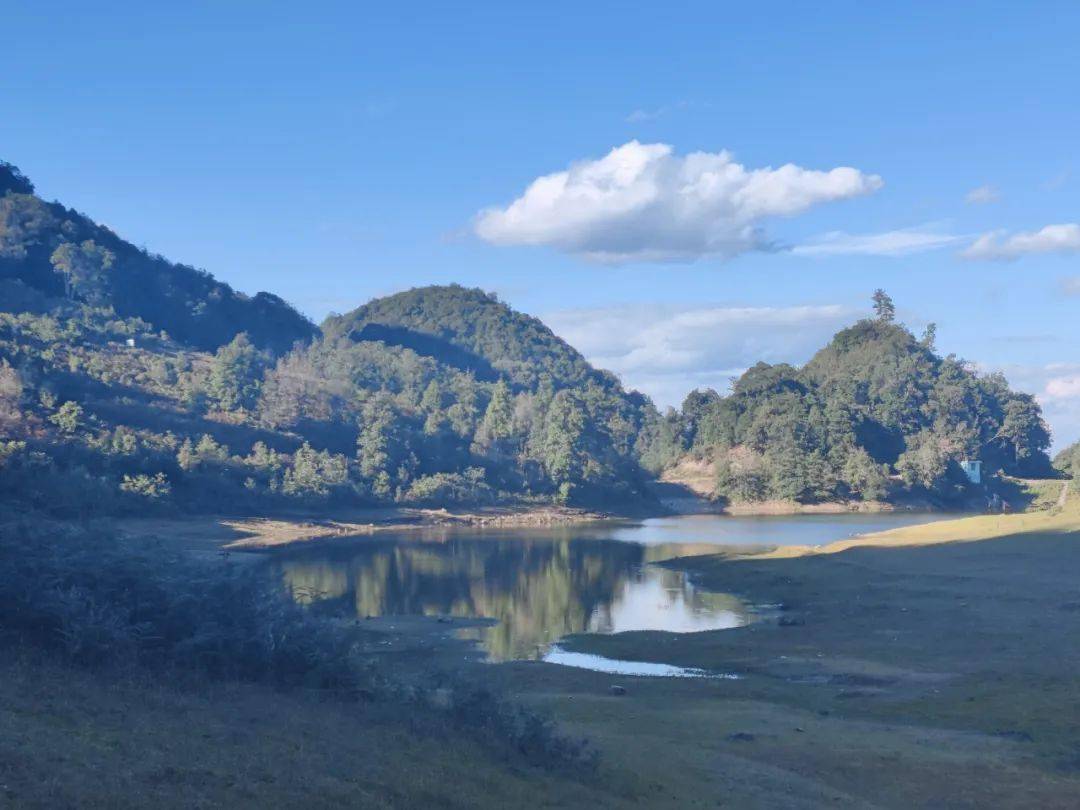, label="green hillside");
[0,161,1056,517]
[323,284,627,392]
[1055,440,1080,479]
[0,161,657,515]
[0,161,315,353]
[650,293,1053,505]
[269,285,657,506]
